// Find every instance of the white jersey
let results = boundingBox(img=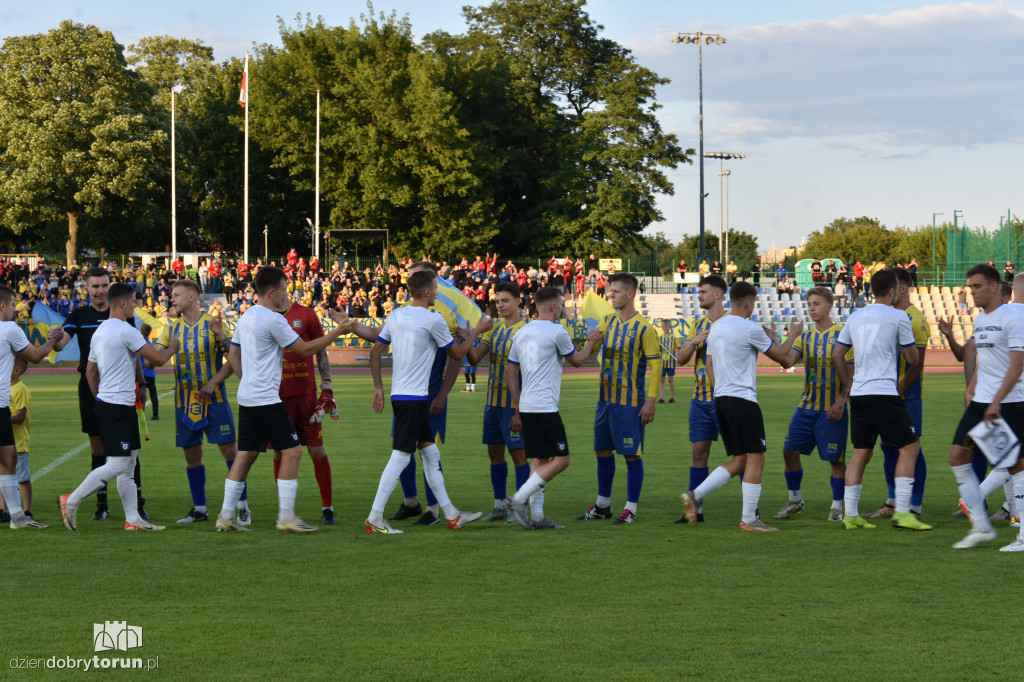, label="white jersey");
[88,318,145,406]
[231,304,300,407]
[972,303,1024,404]
[836,303,915,397]
[507,319,576,413]
[378,306,453,399]
[0,321,29,408]
[706,315,772,403]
